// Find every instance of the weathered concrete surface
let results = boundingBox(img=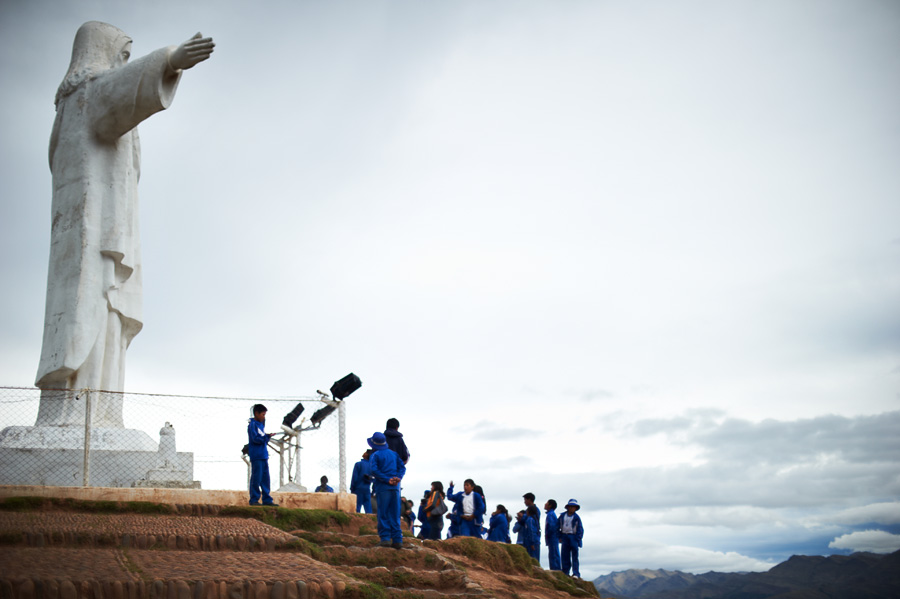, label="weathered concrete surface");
[0,485,355,512]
